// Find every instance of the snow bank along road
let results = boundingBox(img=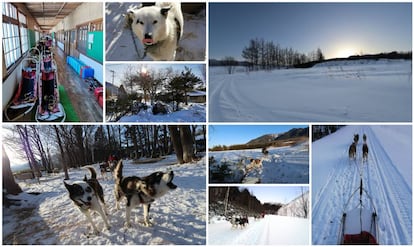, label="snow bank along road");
[312,126,412,245]
[208,215,309,245]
